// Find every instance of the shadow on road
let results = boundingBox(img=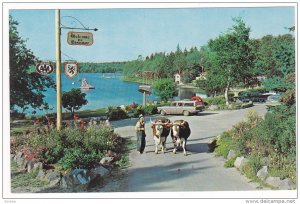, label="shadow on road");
[124,160,213,192]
